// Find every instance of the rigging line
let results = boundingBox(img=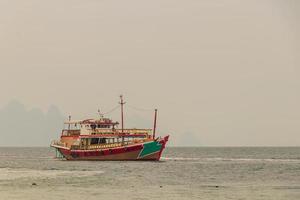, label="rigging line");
[127,104,154,112]
[102,105,121,115]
